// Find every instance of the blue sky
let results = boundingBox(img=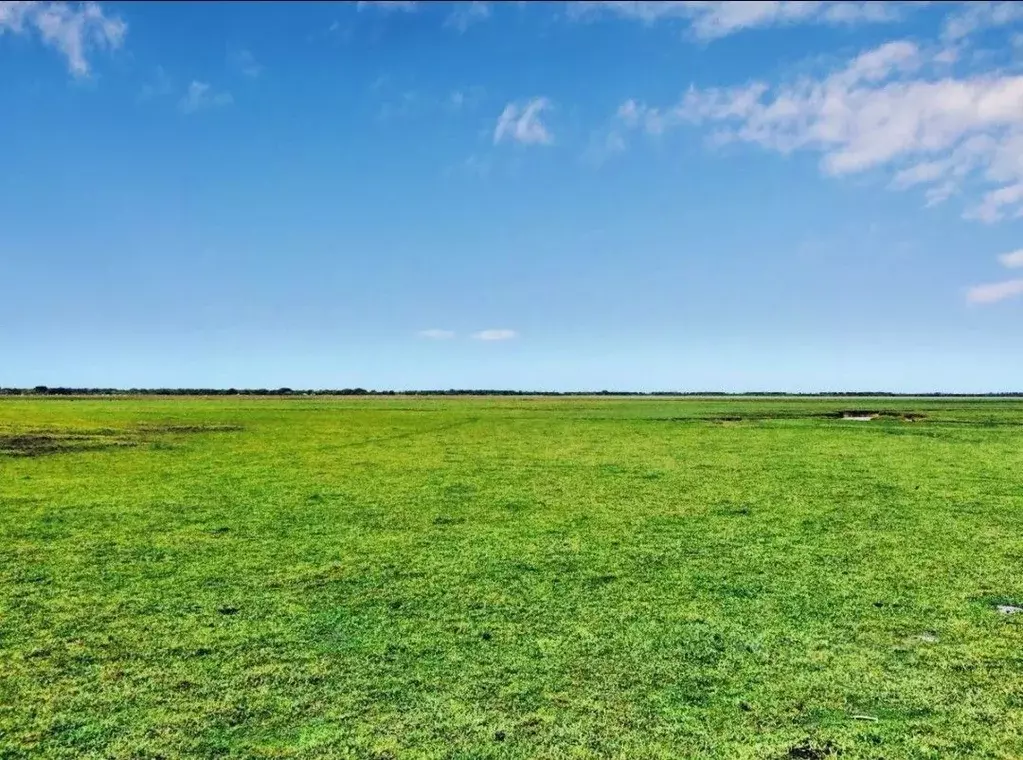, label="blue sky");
[2,0,1023,392]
